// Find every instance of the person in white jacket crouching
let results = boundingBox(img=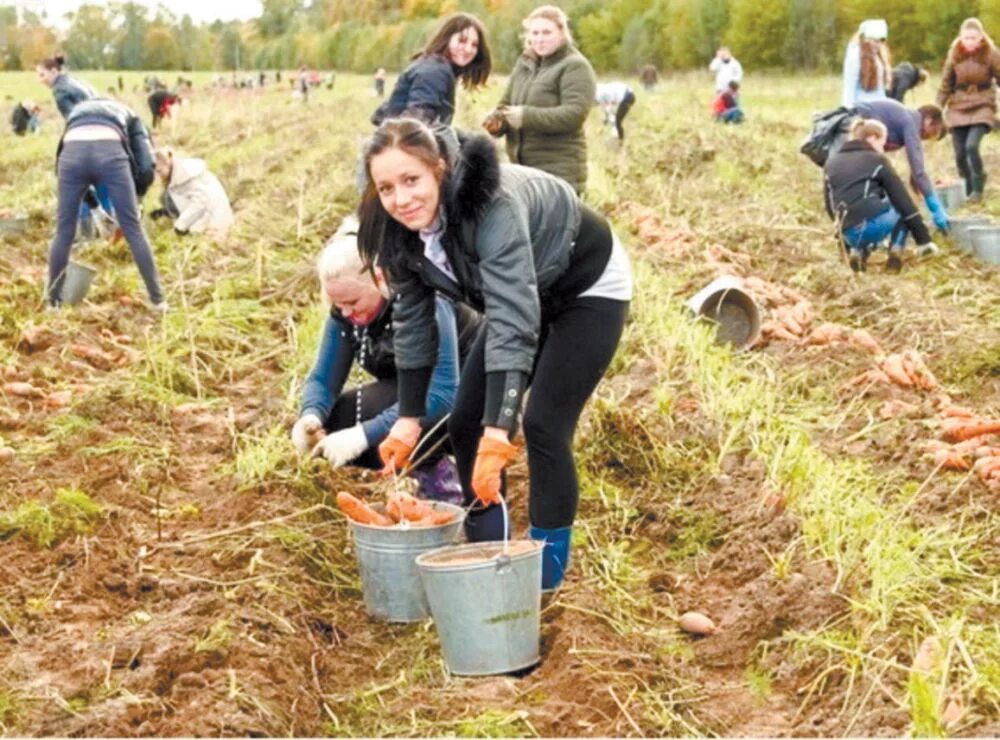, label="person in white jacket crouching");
[151,148,234,239]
